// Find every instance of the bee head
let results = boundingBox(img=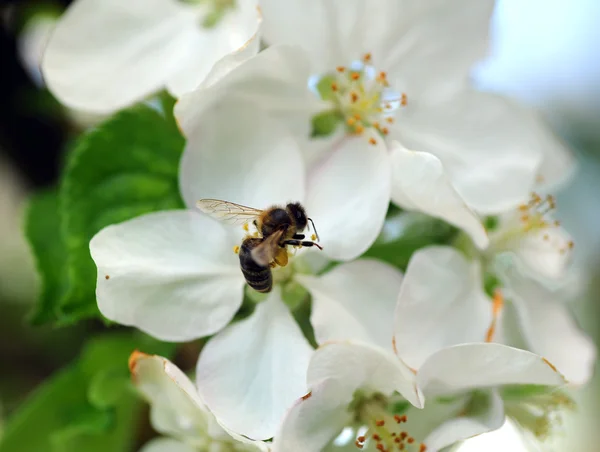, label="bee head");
[286,202,308,230]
